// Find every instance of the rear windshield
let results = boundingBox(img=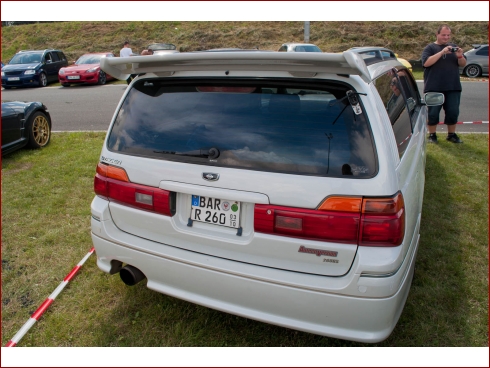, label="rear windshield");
[107,78,377,178]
